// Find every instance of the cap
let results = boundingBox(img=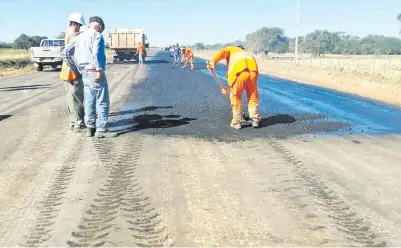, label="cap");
[89,16,105,30]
